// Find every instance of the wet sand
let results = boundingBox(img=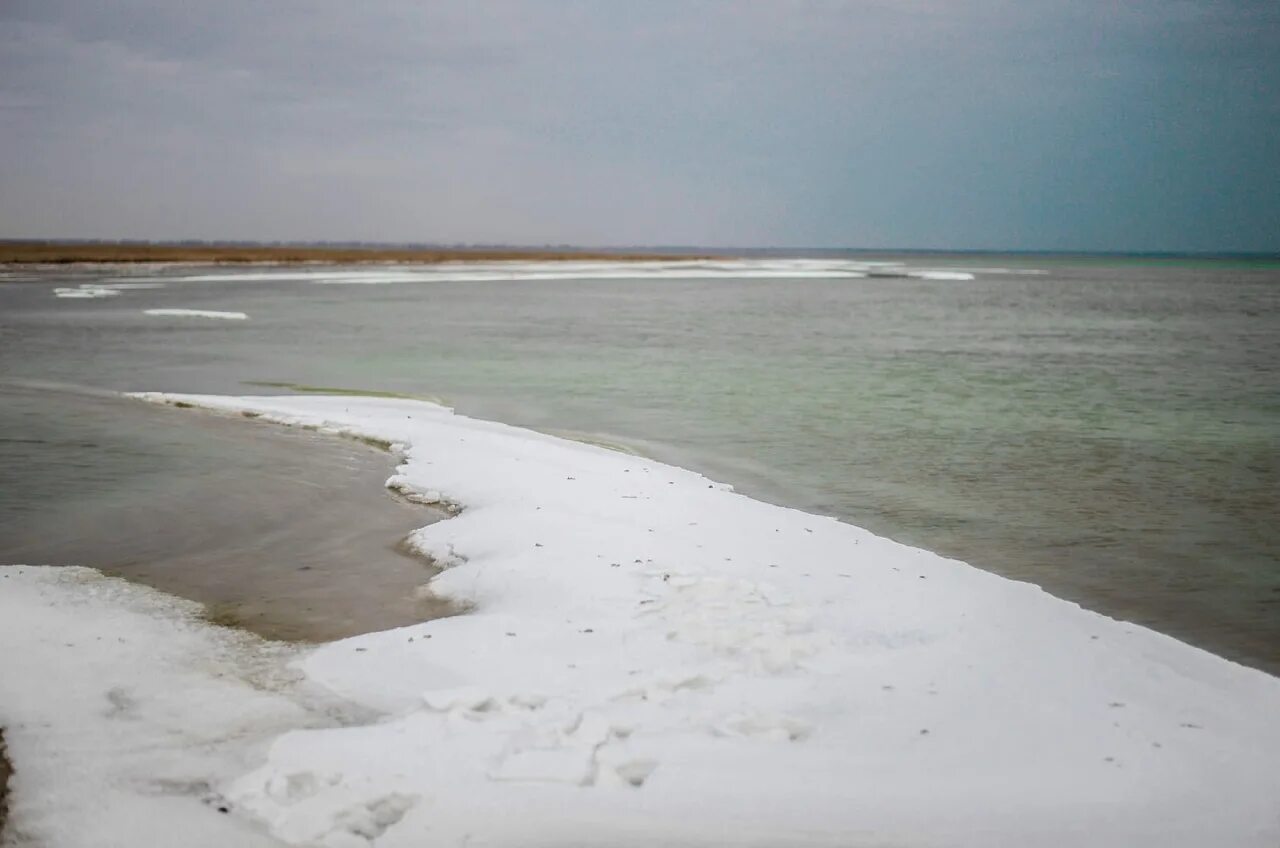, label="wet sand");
[0,392,455,642]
